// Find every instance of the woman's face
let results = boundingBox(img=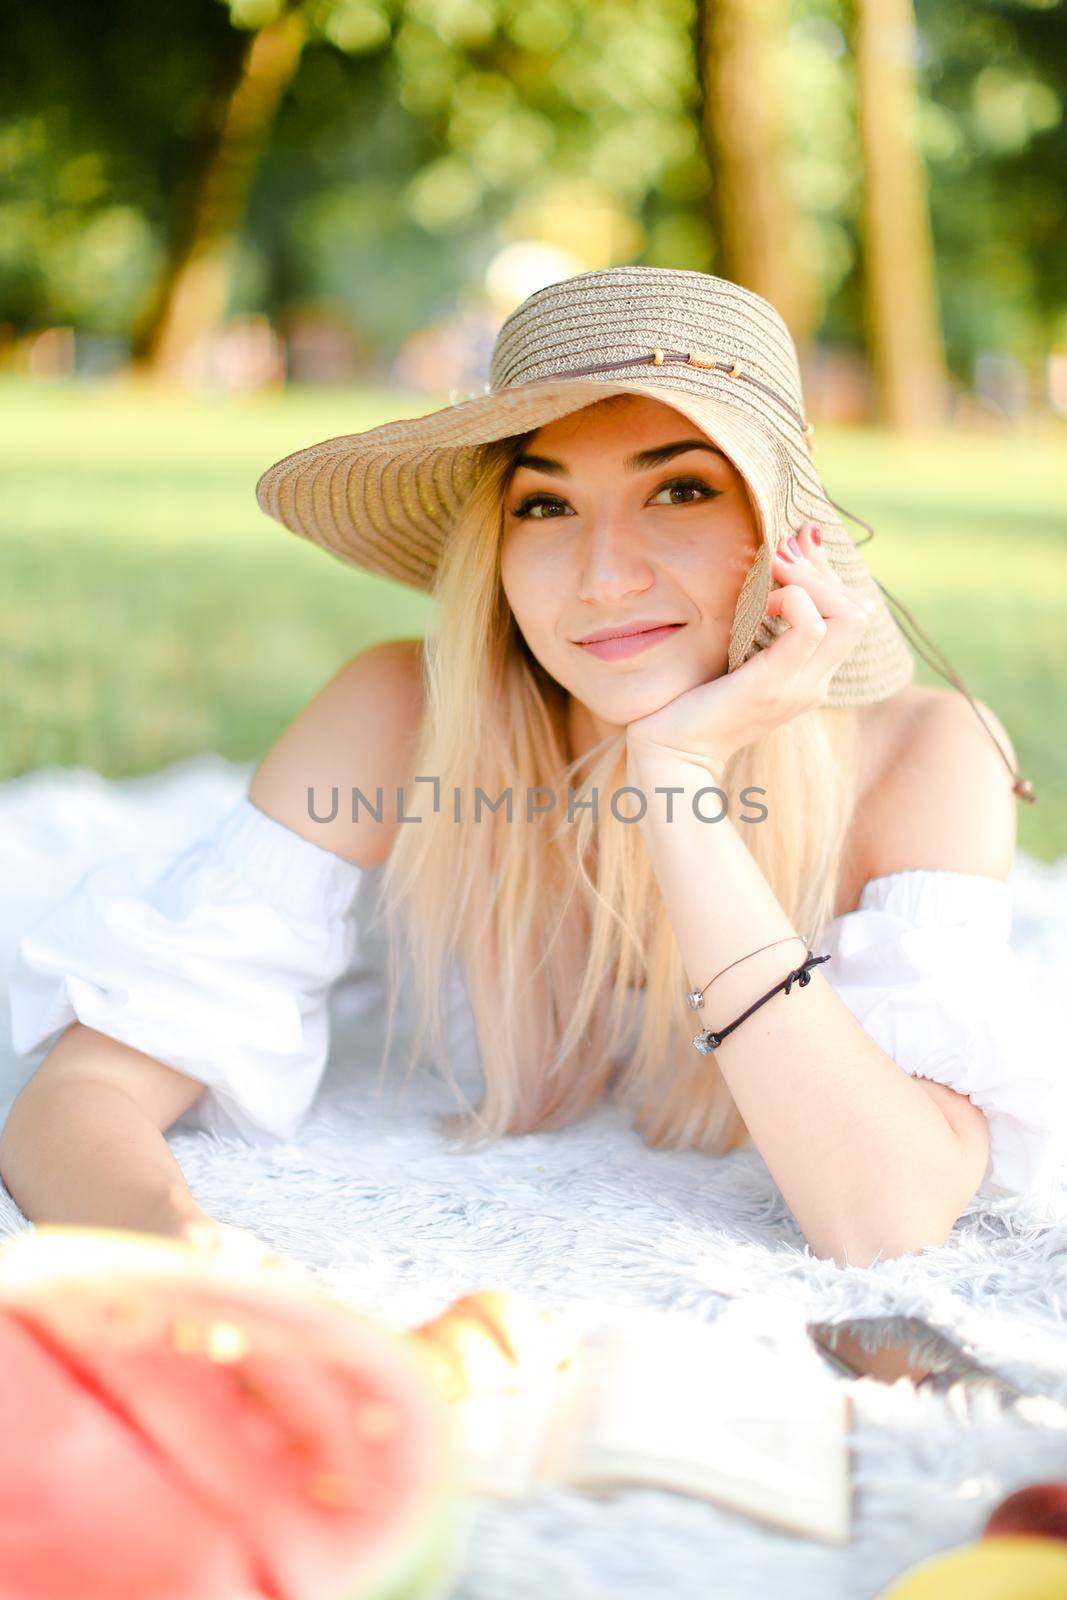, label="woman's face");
[499,393,762,746]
